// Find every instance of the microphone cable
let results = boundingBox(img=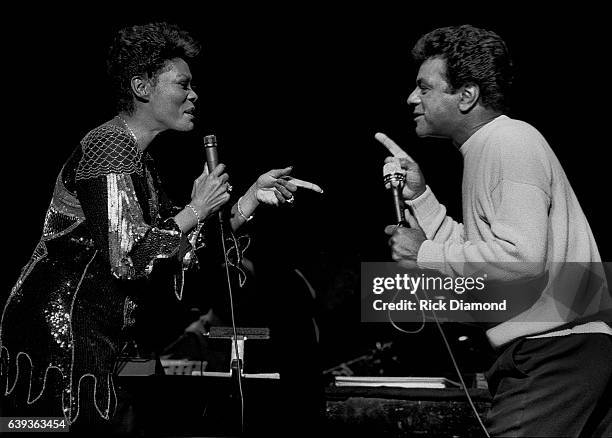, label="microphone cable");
[387,283,425,335]
[203,133,245,432]
[385,198,490,436]
[426,288,490,438]
[219,220,245,434]
[386,222,425,335]
[387,284,490,437]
